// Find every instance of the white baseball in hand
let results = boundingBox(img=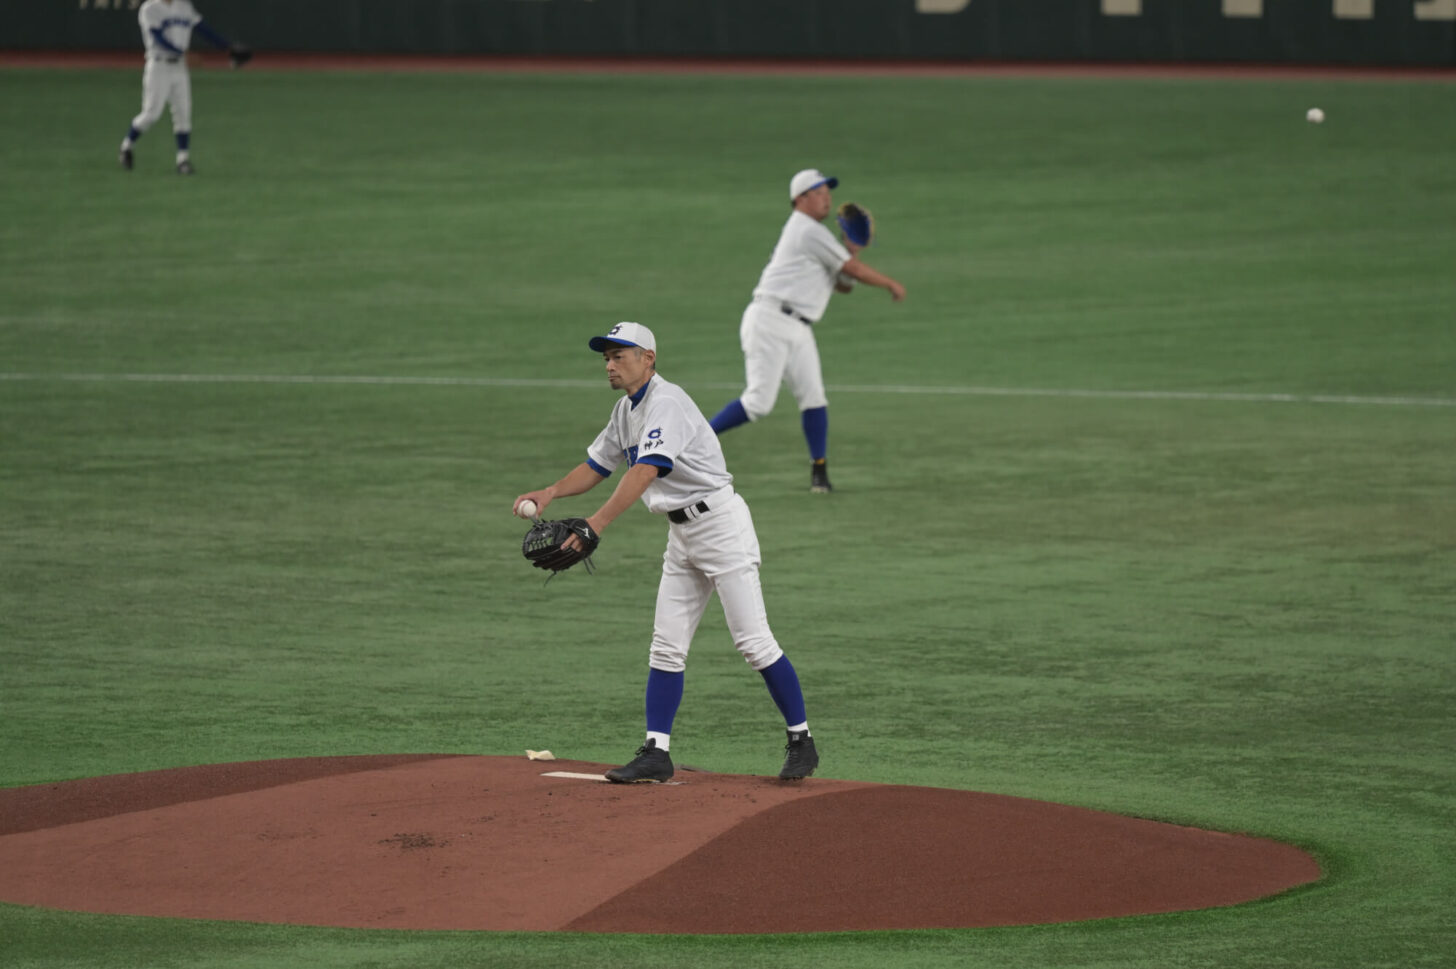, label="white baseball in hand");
[518,499,538,519]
